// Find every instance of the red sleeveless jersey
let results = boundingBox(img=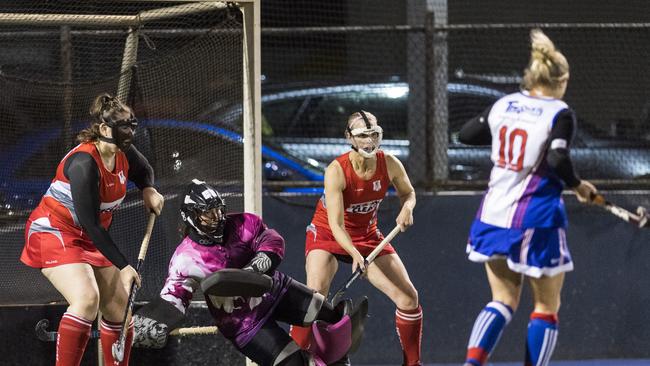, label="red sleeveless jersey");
[311,150,390,235]
[39,142,129,231]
